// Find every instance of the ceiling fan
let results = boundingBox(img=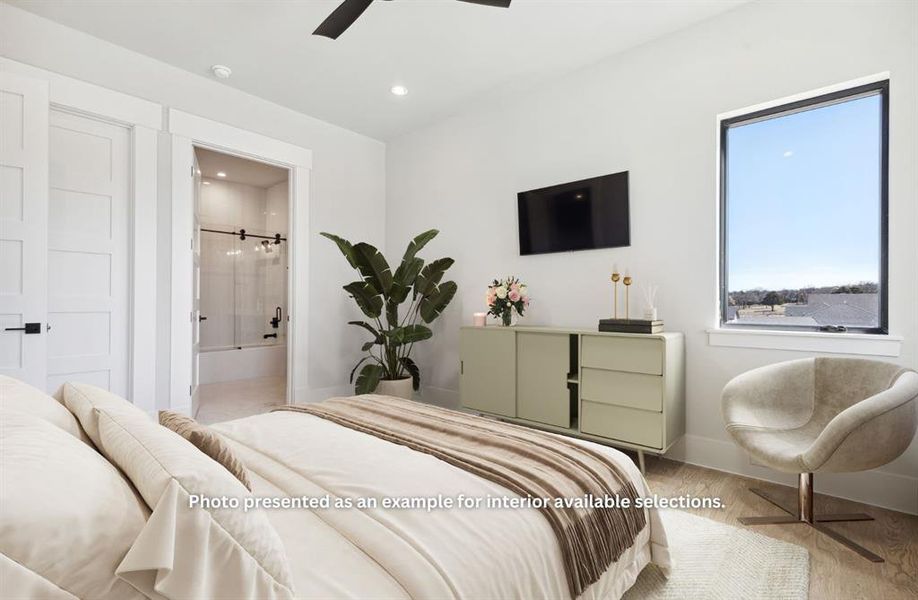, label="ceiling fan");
[314,0,512,40]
